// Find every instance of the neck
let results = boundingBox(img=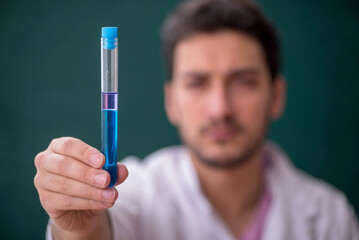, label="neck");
[189,145,265,236]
